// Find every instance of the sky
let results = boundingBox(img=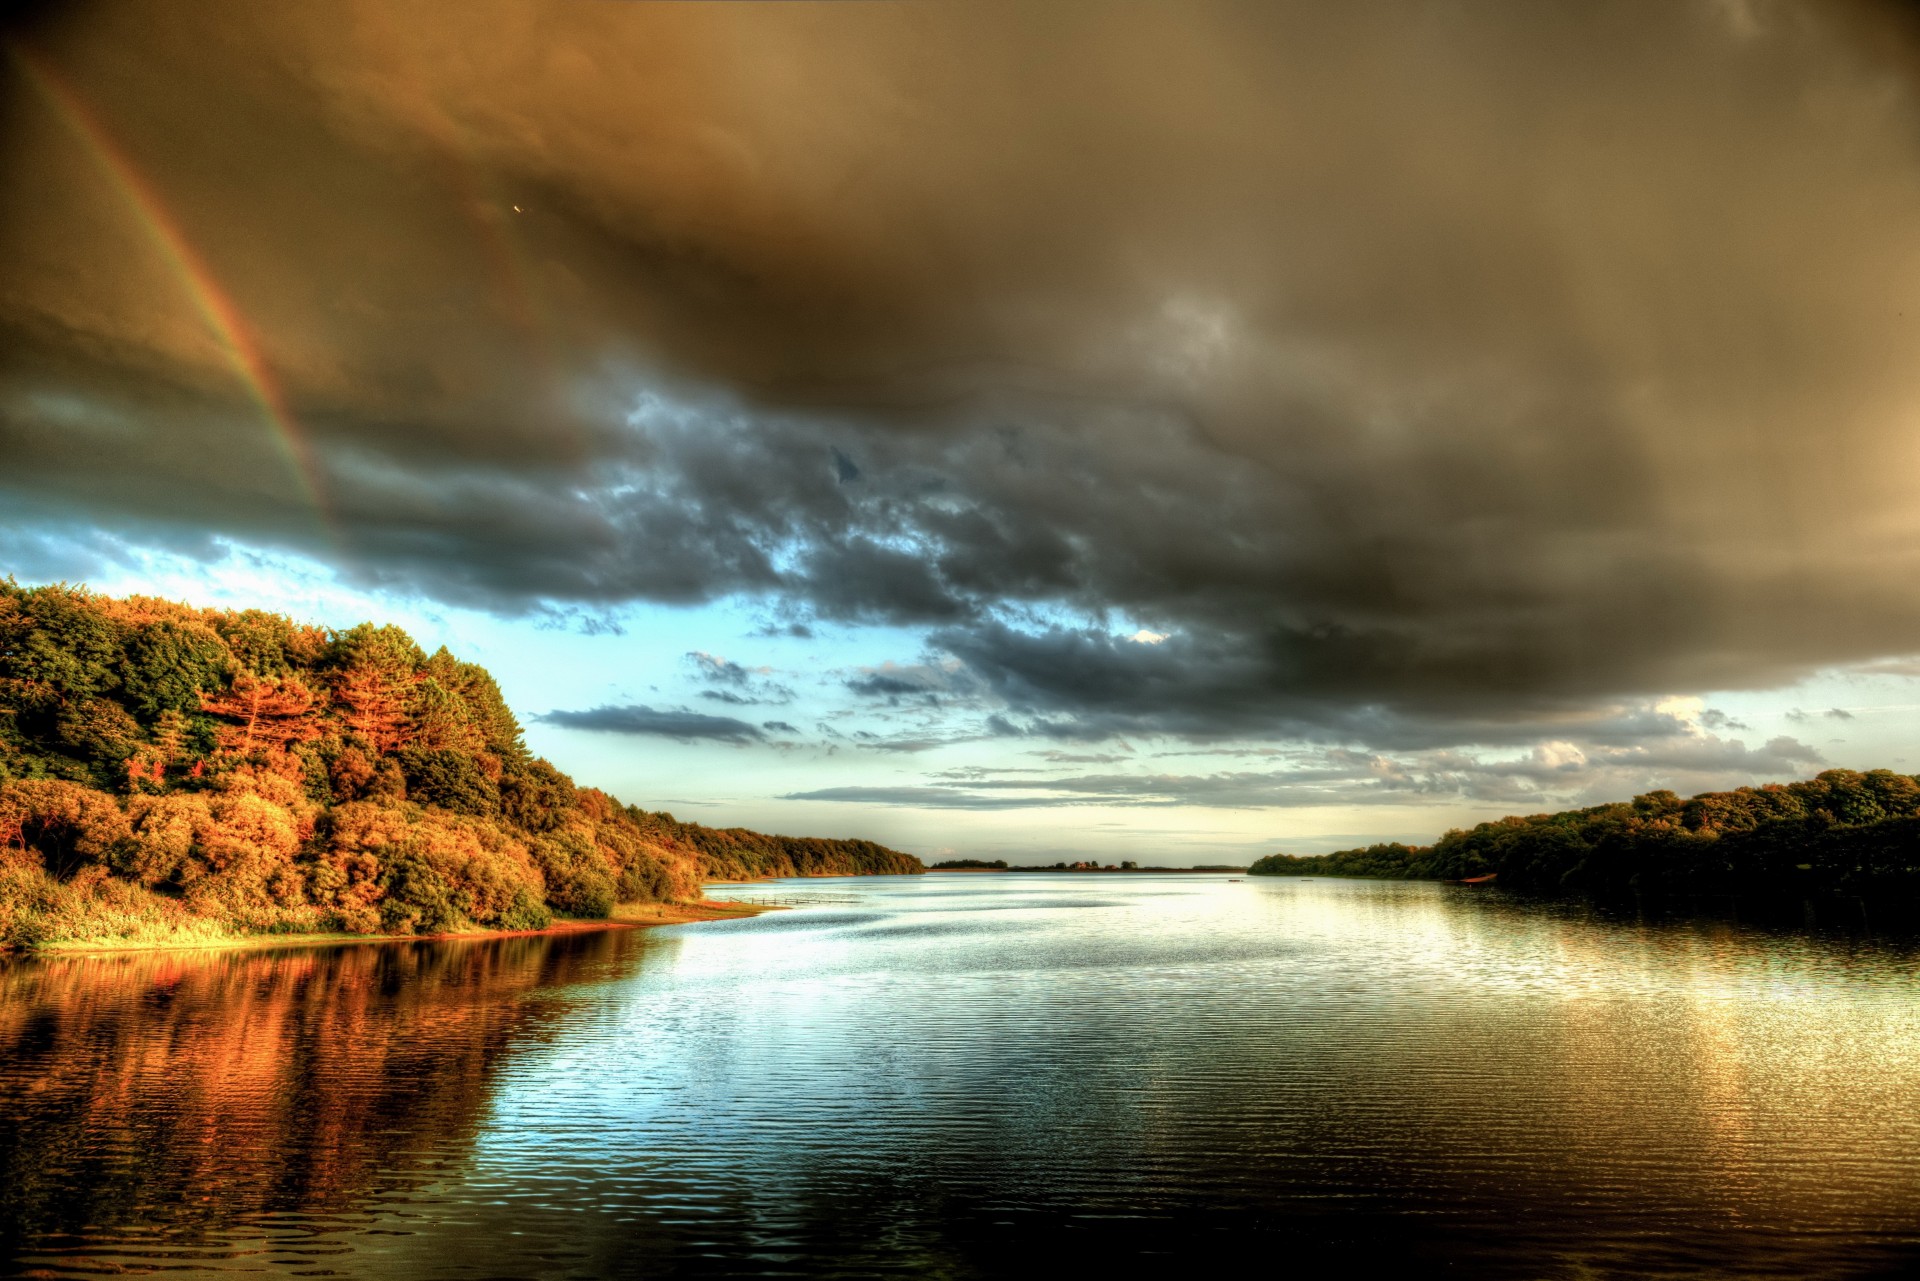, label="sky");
[5,0,1920,864]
